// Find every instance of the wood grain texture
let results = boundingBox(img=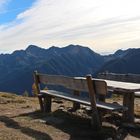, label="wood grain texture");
[33,71,44,111]
[86,75,101,129]
[93,80,107,95]
[123,92,134,122]
[75,77,107,95]
[38,73,88,92]
[98,73,140,83]
[105,80,140,92]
